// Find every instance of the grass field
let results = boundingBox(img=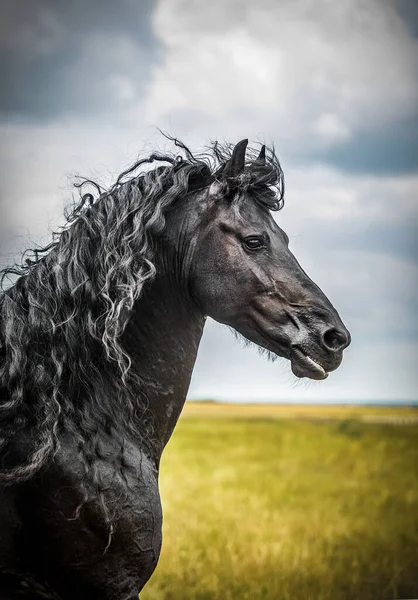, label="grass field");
[142,403,418,600]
